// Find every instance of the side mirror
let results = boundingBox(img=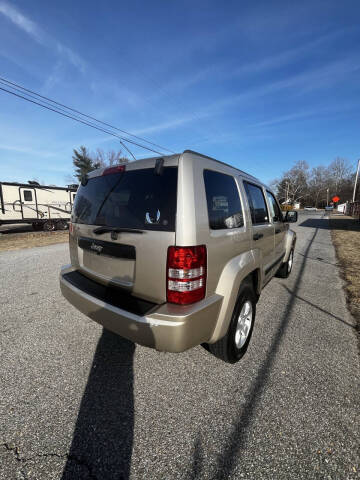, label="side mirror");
[285,210,298,223]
